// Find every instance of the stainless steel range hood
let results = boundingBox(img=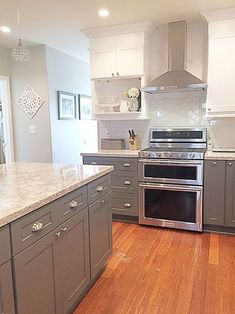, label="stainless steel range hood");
[142,20,207,94]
